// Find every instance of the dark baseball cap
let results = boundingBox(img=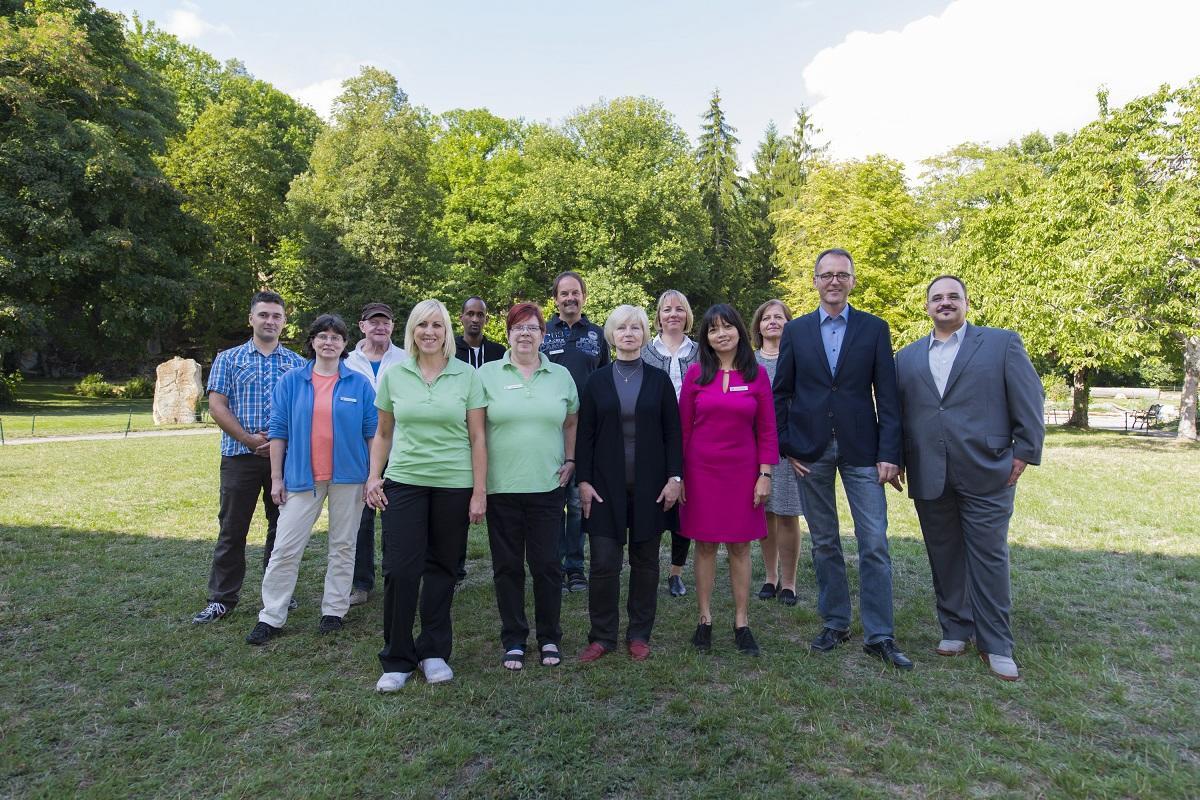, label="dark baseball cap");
[360,302,393,320]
